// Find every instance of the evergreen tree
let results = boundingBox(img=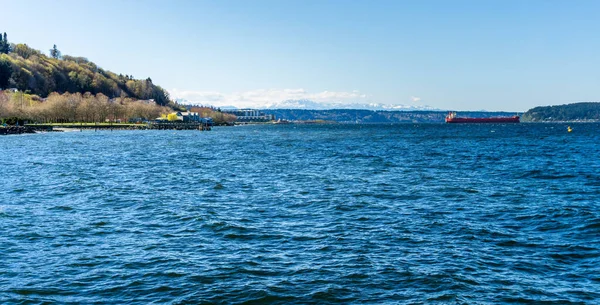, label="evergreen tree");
[50,44,61,59]
[0,32,10,54]
[0,57,12,89]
